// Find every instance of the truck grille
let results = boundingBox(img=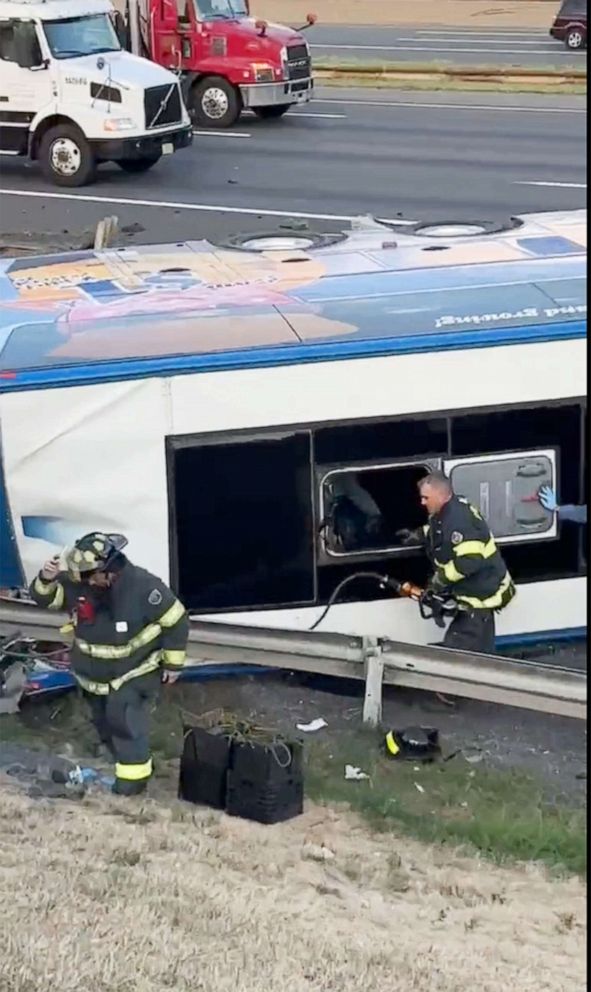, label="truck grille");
[144,84,182,129]
[286,43,311,81]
